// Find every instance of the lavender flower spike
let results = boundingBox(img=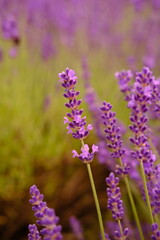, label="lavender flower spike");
[59,68,93,140]
[100,101,129,176]
[106,172,124,220]
[59,68,98,163]
[106,172,128,239]
[29,185,63,240]
[59,68,105,240]
[28,224,41,240]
